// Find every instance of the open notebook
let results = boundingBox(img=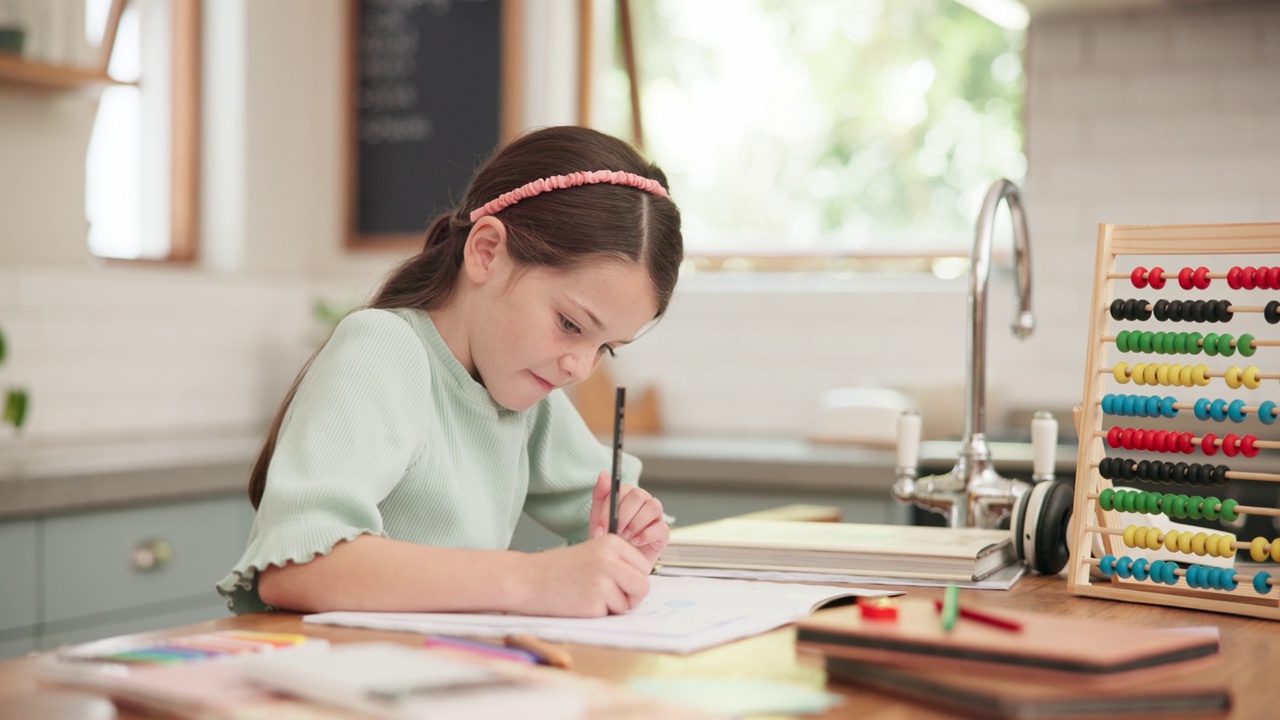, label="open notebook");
[305,576,893,654]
